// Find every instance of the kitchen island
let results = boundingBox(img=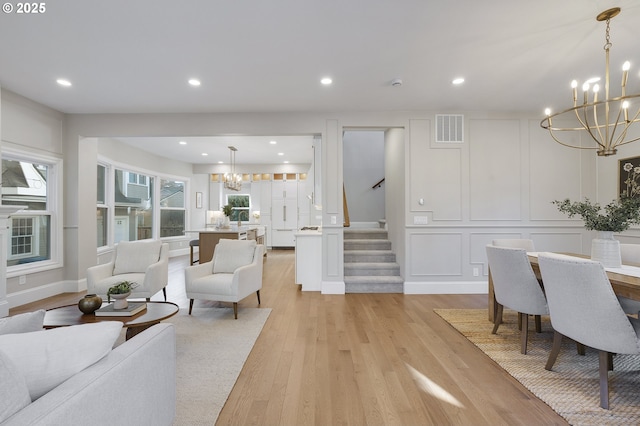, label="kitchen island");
[191,225,265,263]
